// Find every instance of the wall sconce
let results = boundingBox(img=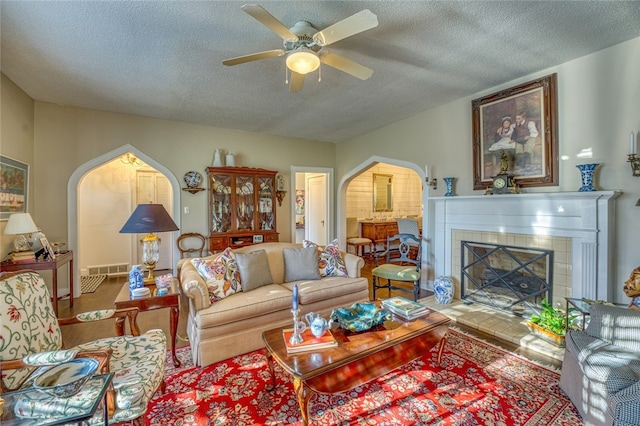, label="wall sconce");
[426,177,437,191]
[275,174,286,206]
